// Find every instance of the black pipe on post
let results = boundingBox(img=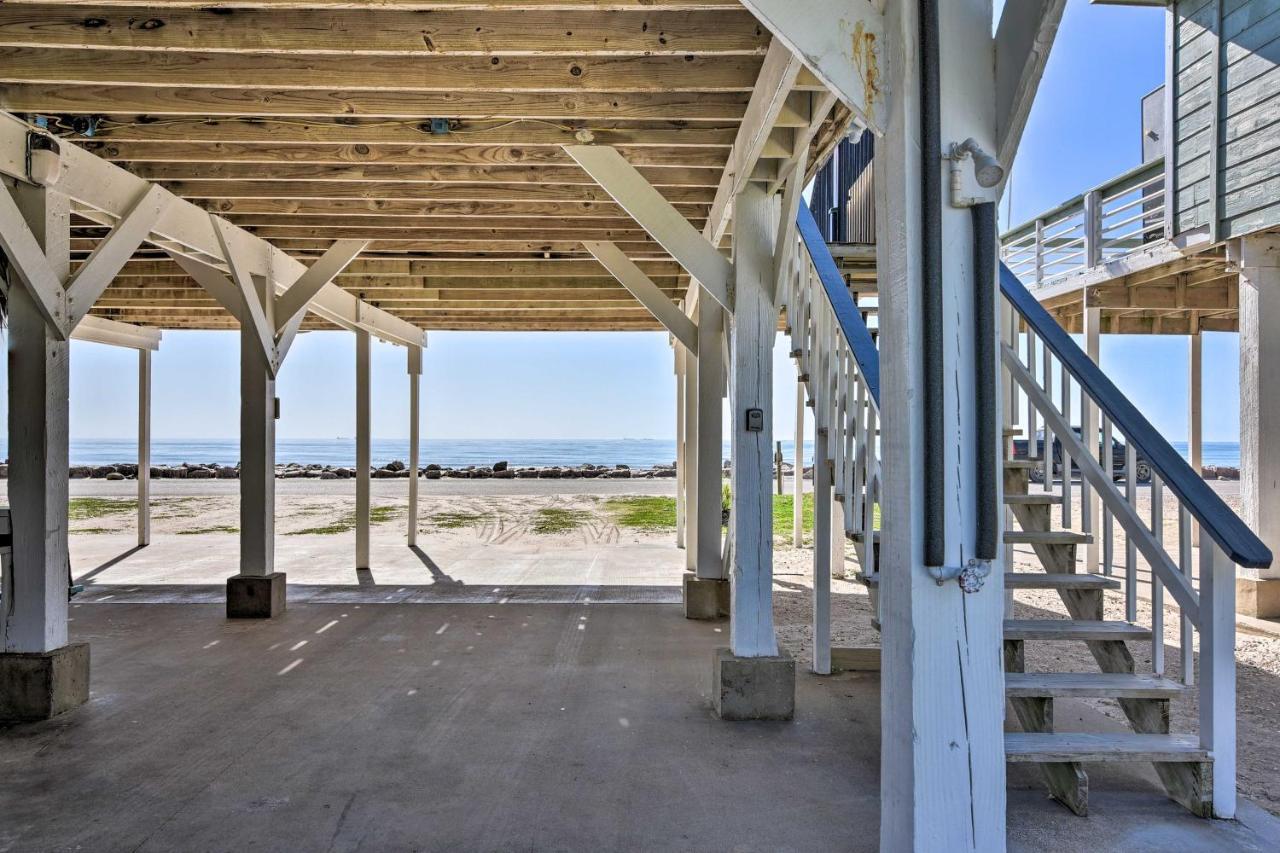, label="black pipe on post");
[972,202,999,561]
[920,0,945,568]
